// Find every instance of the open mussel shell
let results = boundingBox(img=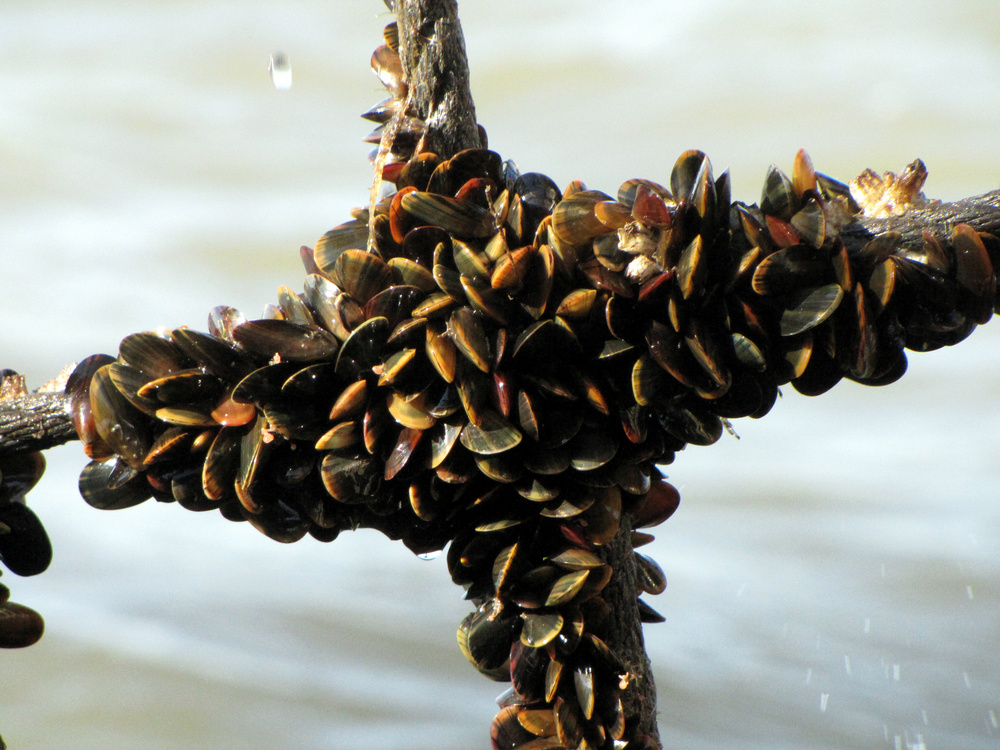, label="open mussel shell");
[670,149,712,204]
